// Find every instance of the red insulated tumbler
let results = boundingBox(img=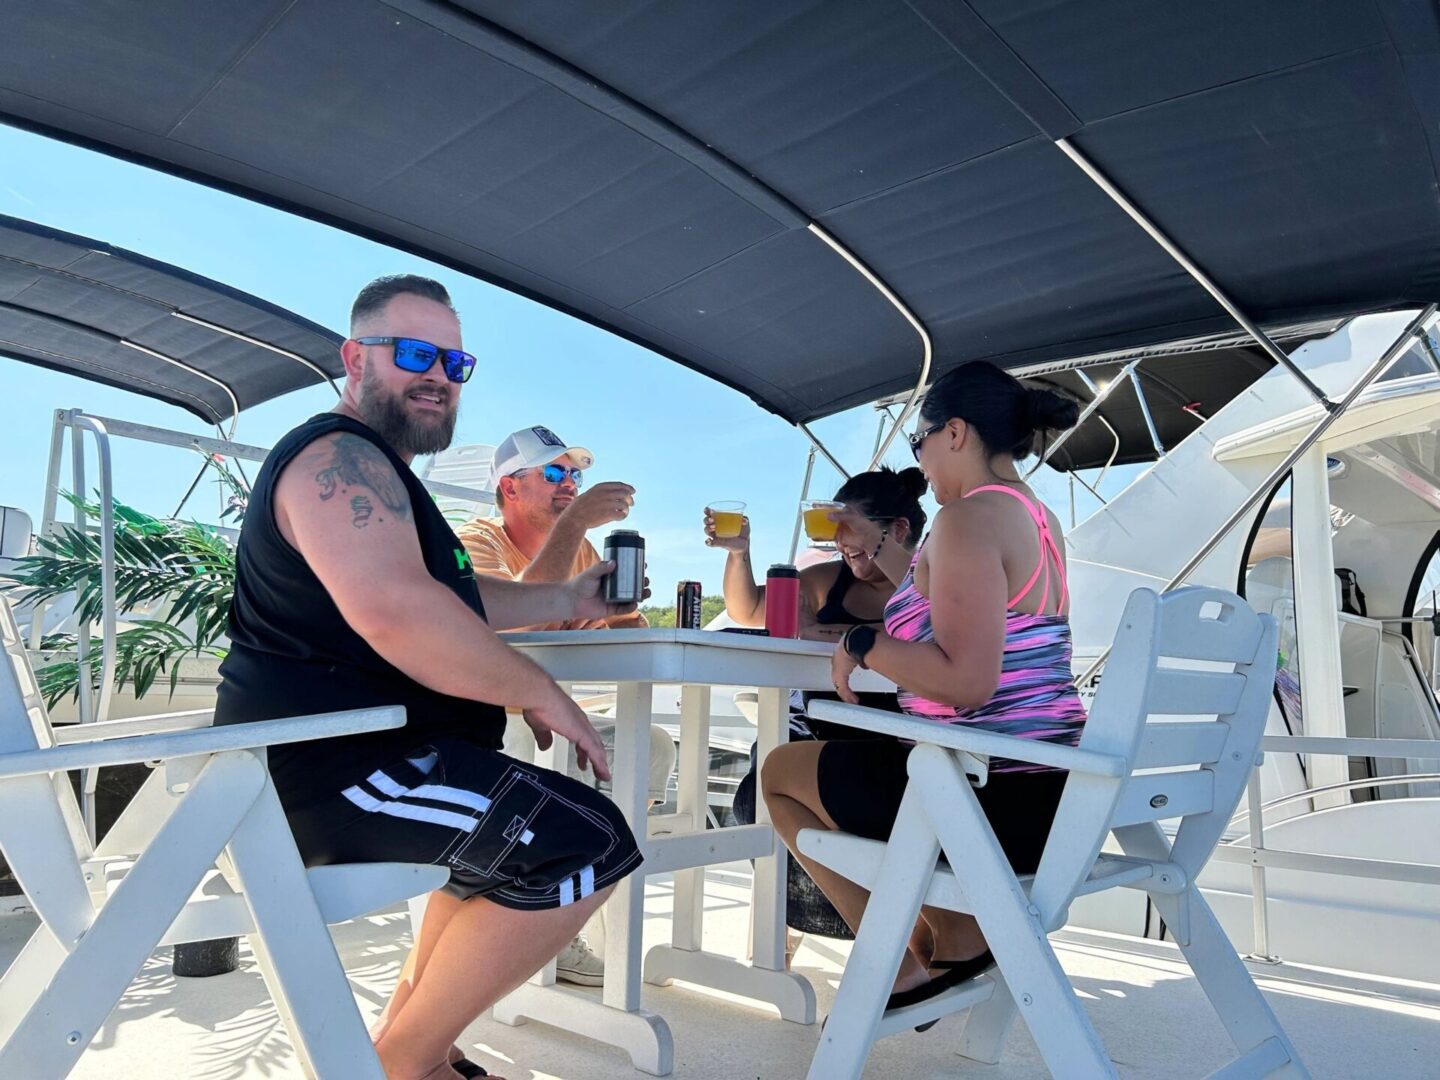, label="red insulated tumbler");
[765,564,801,639]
